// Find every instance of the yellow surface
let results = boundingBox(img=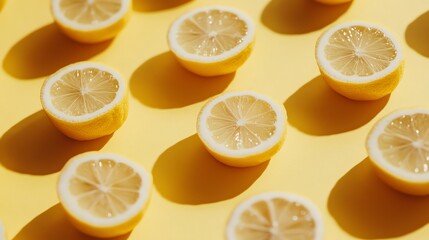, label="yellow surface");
[1,0,429,239]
